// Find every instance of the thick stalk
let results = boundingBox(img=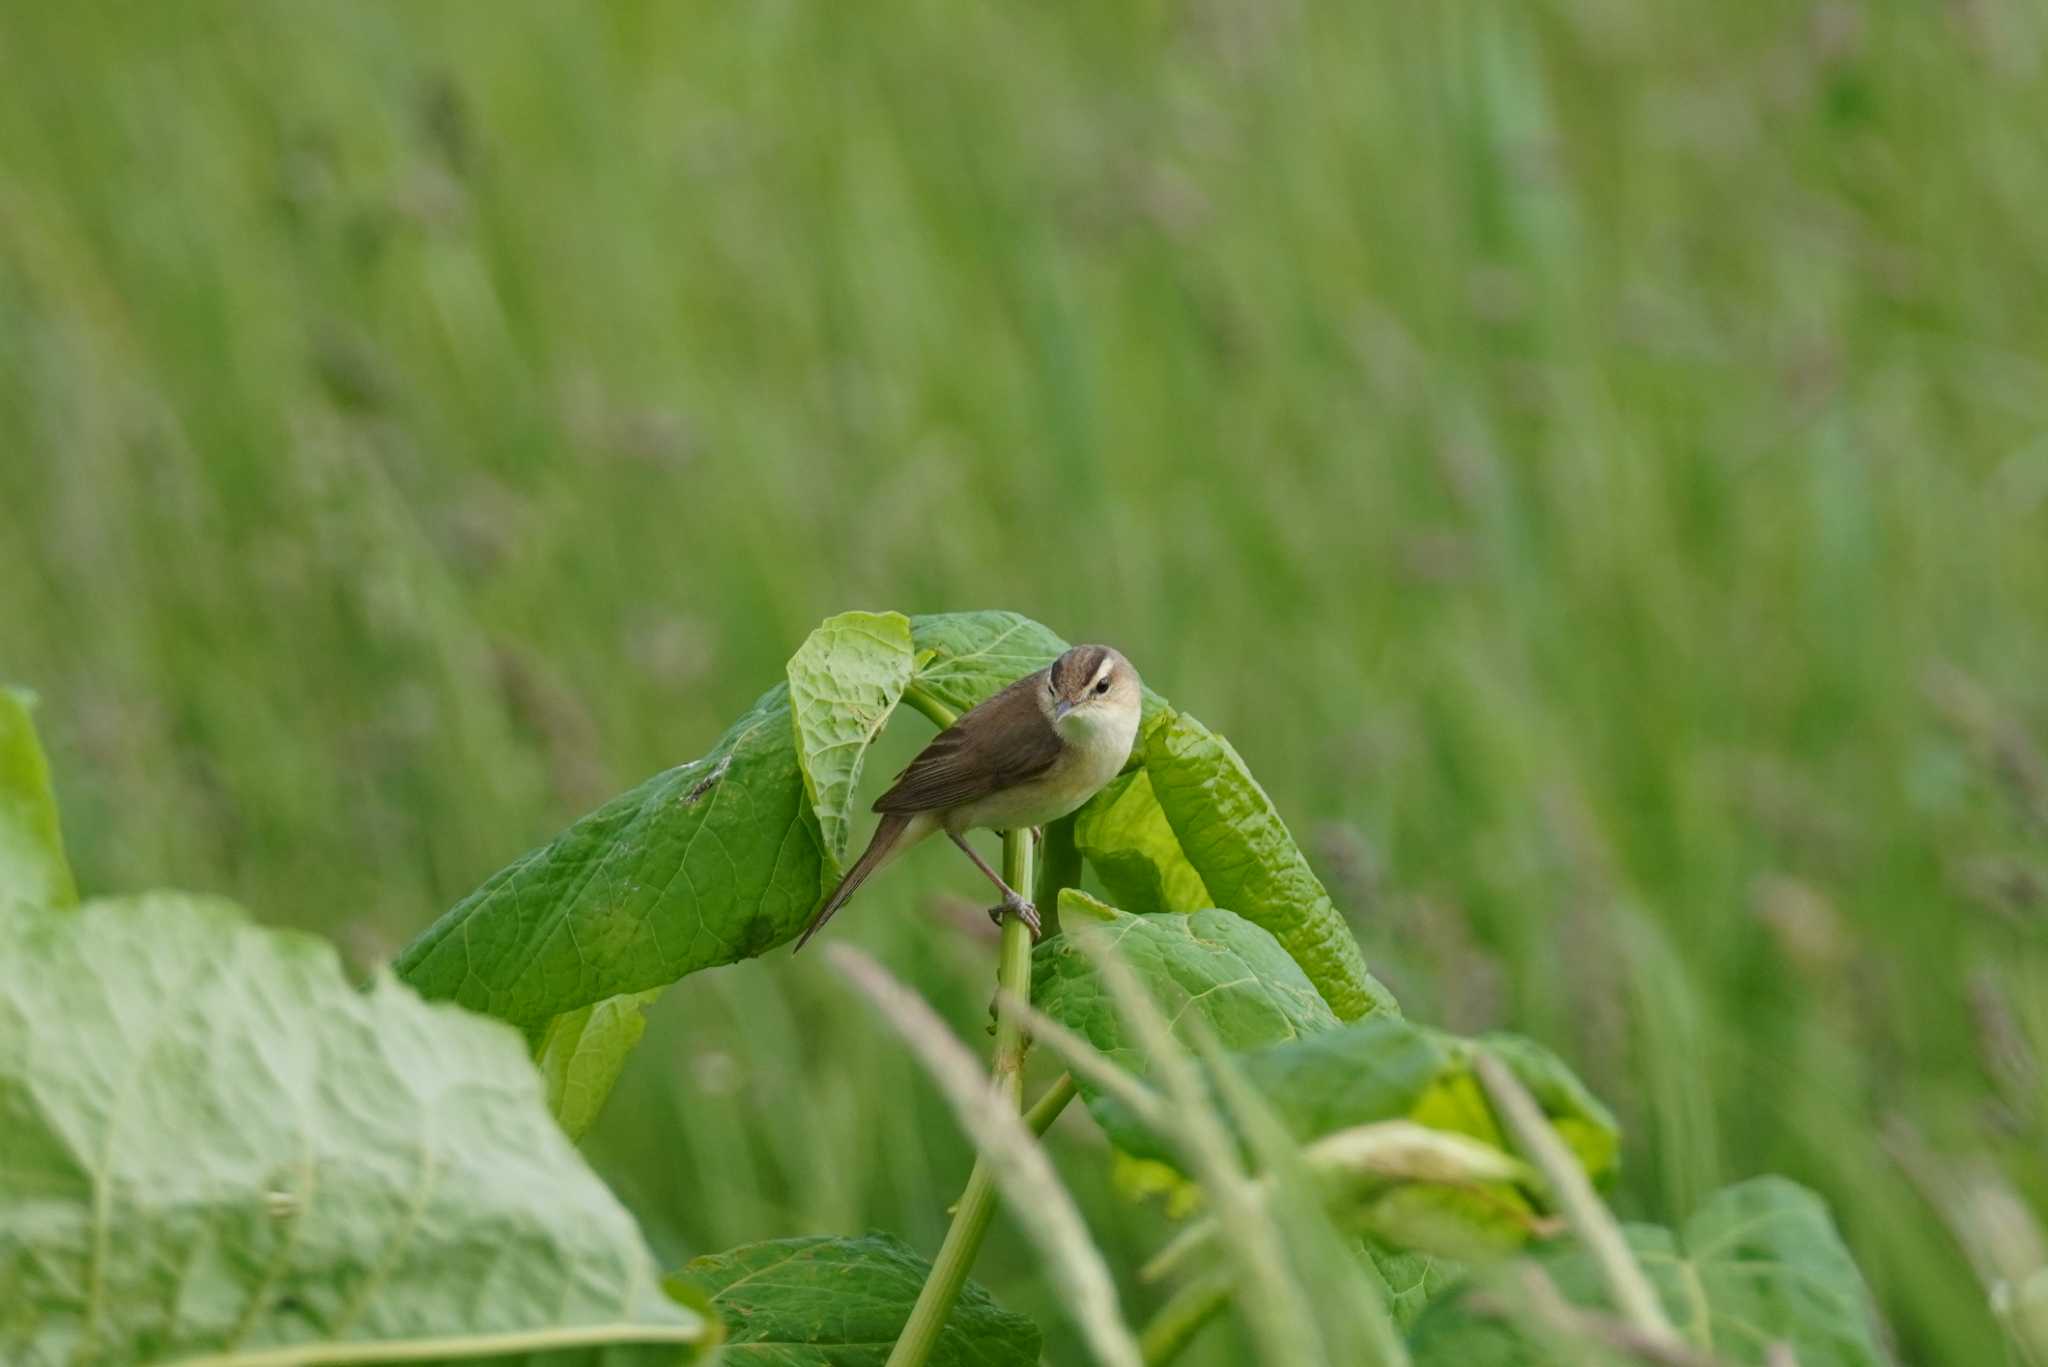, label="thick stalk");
[885,824,1040,1367]
[1022,1071,1078,1136]
[1035,814,1081,939]
[900,679,958,729]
